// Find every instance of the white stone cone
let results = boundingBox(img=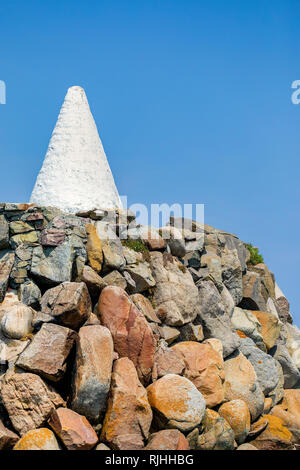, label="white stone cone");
[30,86,123,214]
